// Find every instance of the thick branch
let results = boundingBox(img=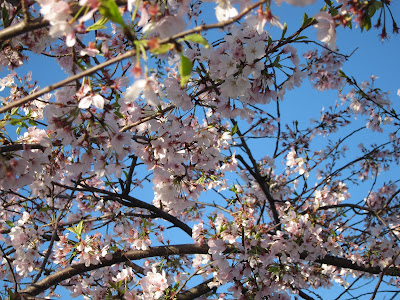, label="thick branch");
[0,143,46,153]
[176,278,215,300]
[313,254,400,277]
[18,242,400,297]
[0,17,48,43]
[20,244,209,296]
